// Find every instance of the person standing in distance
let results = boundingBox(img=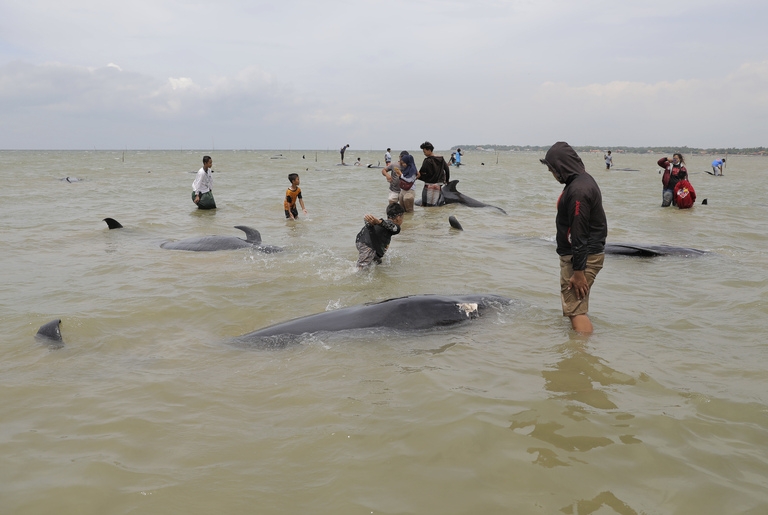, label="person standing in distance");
[604,150,612,170]
[192,156,216,209]
[540,142,607,334]
[385,148,392,165]
[658,153,687,207]
[454,148,463,167]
